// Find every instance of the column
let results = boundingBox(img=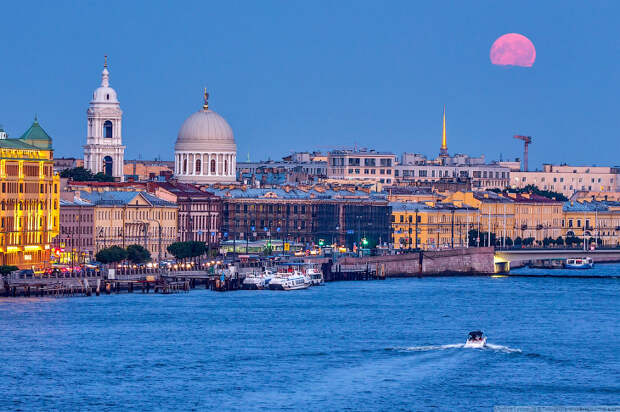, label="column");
[201,153,206,175]
[207,153,211,175]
